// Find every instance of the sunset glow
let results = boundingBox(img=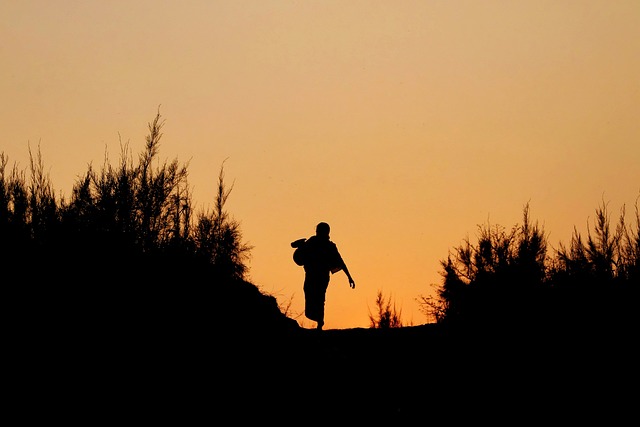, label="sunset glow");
[2,0,638,329]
